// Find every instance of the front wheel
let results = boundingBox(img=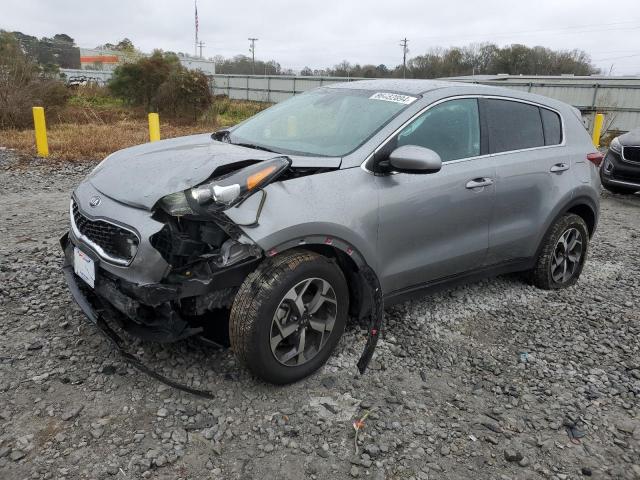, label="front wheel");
[530,213,589,290]
[229,249,348,384]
